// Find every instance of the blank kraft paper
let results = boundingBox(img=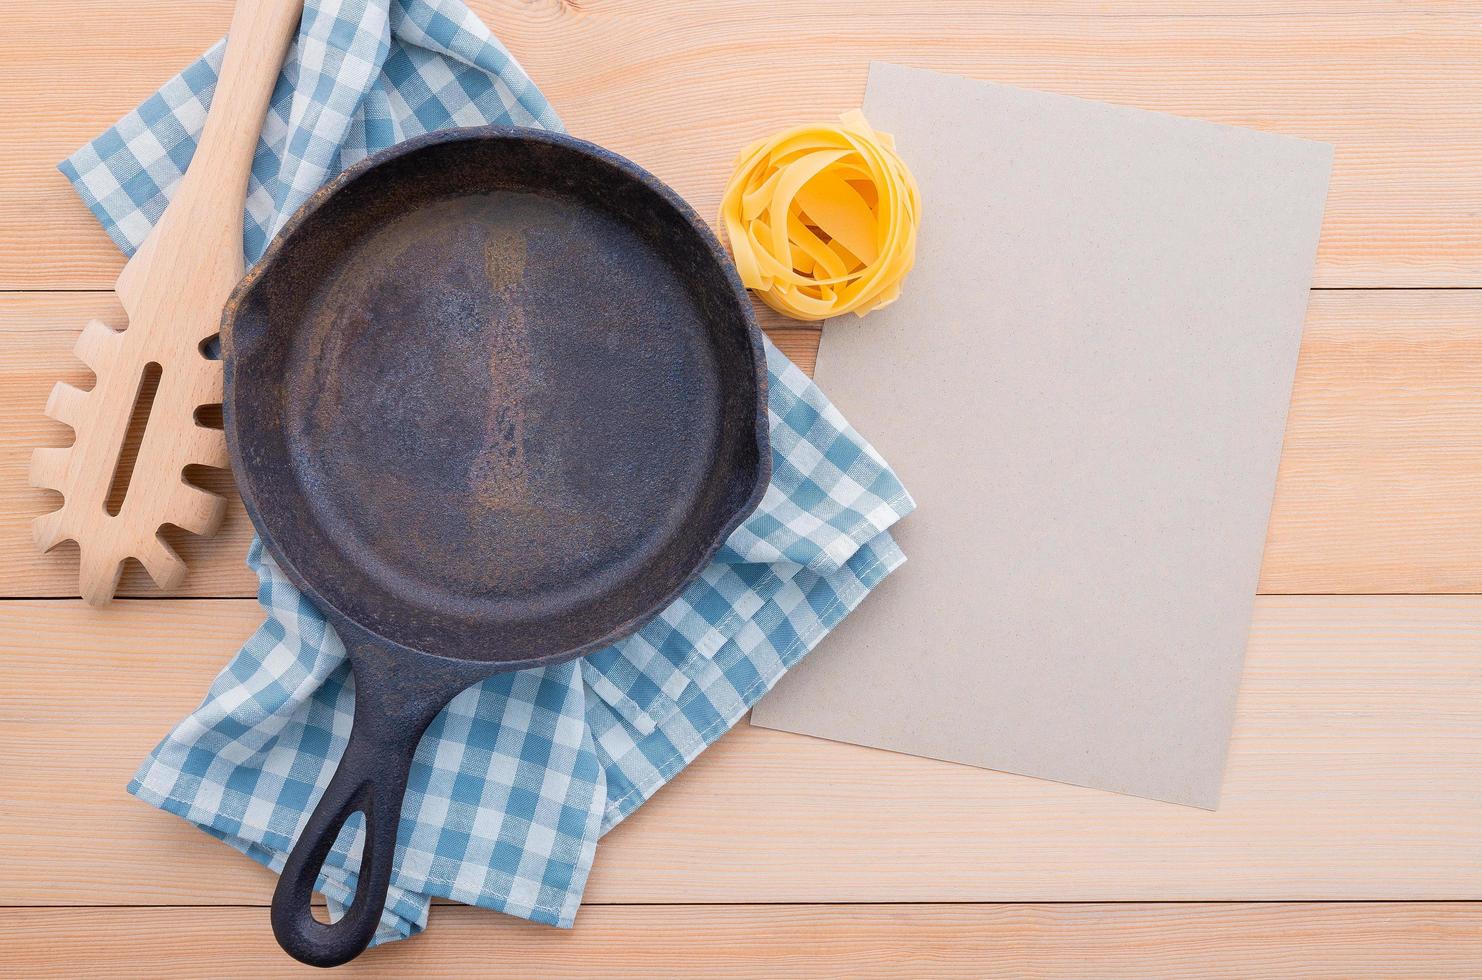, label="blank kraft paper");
[751,63,1333,808]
